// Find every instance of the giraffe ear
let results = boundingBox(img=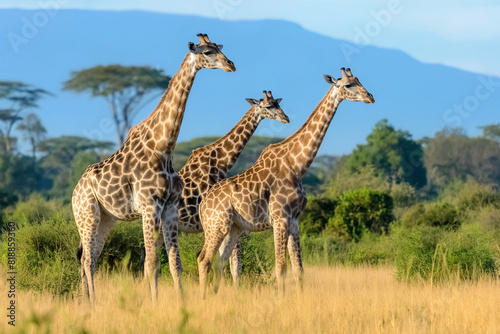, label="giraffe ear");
[188,42,200,54]
[323,74,338,86]
[275,98,282,104]
[246,98,260,106]
[217,44,223,50]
